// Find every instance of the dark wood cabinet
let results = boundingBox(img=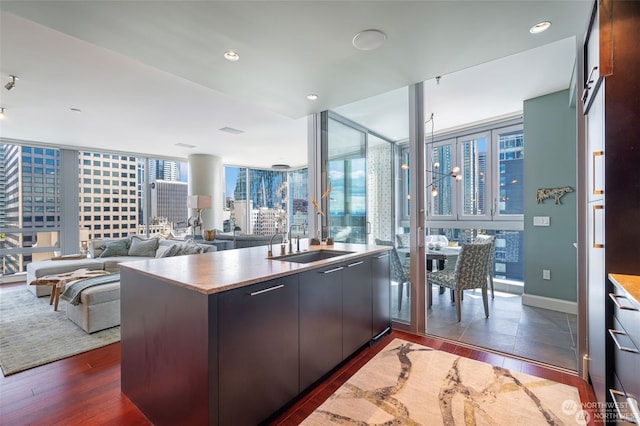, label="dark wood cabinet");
[372,251,391,339]
[218,275,299,426]
[121,246,392,425]
[583,0,640,419]
[299,264,344,391]
[607,275,640,423]
[342,257,372,359]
